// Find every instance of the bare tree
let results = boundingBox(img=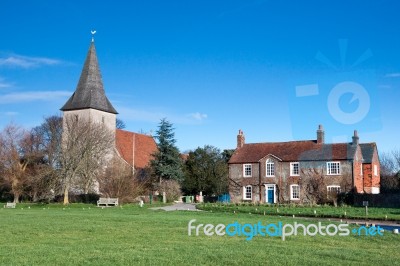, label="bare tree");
[60,116,114,205]
[0,124,29,203]
[301,168,325,205]
[29,115,63,201]
[380,151,400,191]
[33,115,63,168]
[98,157,151,203]
[380,152,396,177]
[116,118,126,130]
[392,149,400,172]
